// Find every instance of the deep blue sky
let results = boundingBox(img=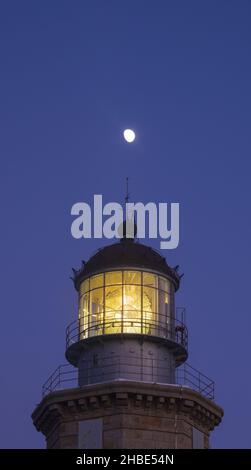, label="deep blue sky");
[0,1,250,448]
